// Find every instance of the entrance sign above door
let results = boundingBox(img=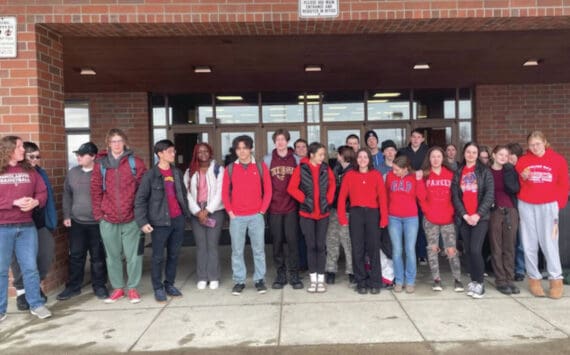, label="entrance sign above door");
[0,16,17,58]
[299,0,339,18]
